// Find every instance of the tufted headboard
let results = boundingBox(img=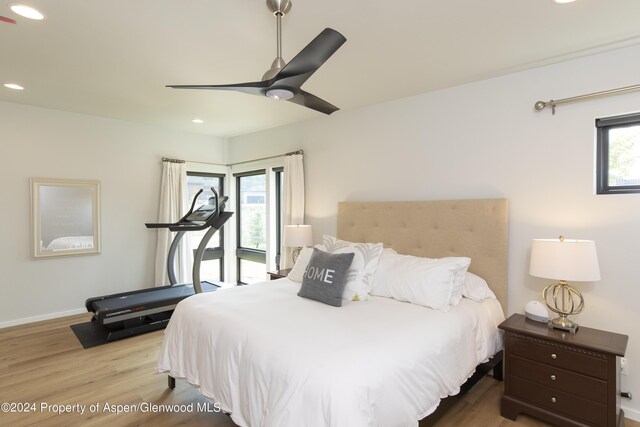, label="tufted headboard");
[337,199,509,313]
